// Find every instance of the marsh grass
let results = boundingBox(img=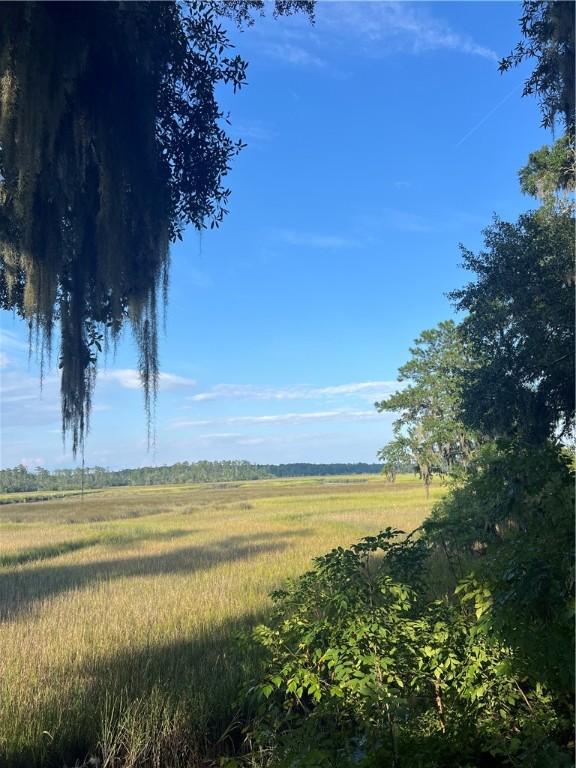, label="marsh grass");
[0,475,444,767]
